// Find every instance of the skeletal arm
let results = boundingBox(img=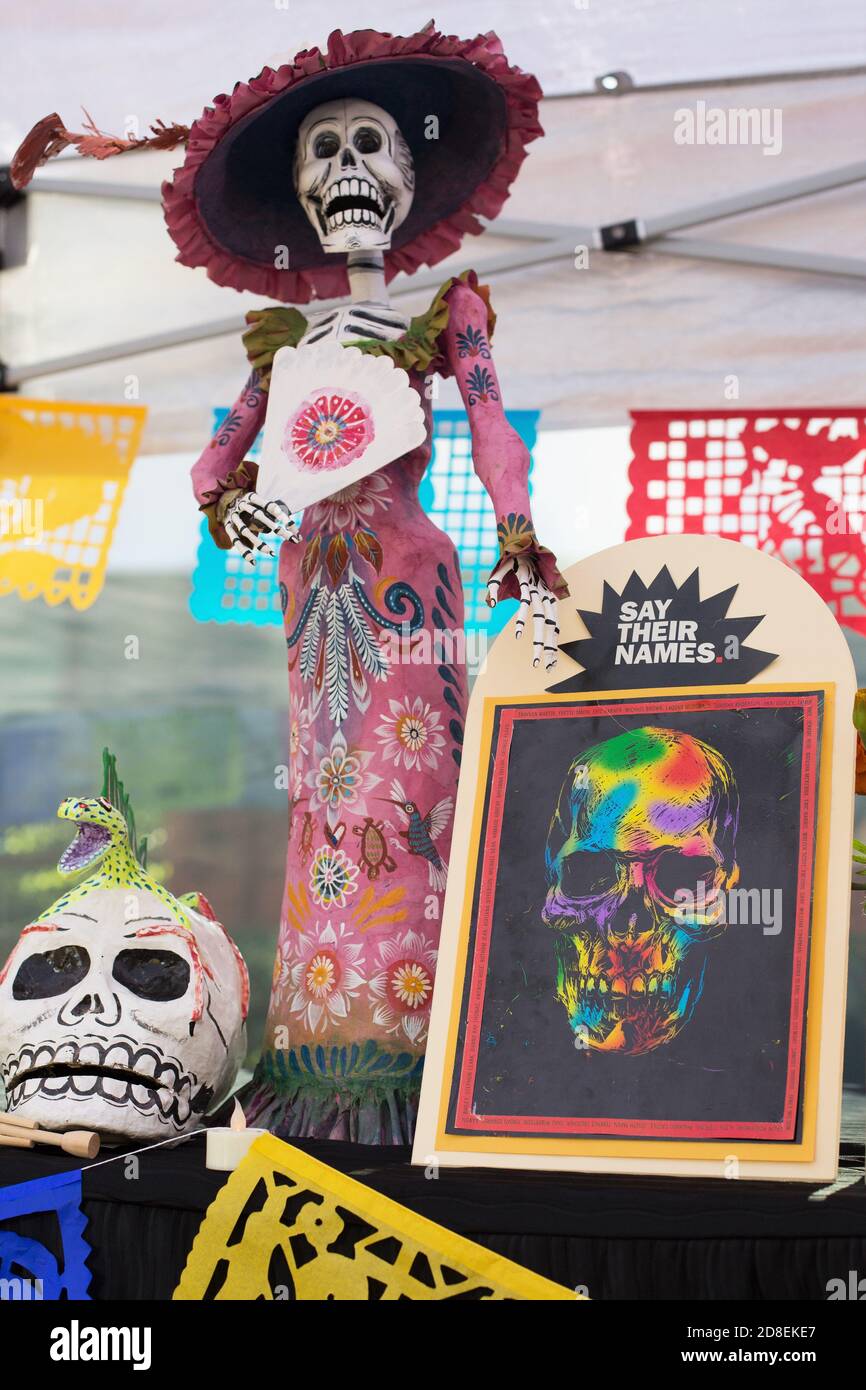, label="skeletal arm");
[190,369,298,559]
[444,281,568,669]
